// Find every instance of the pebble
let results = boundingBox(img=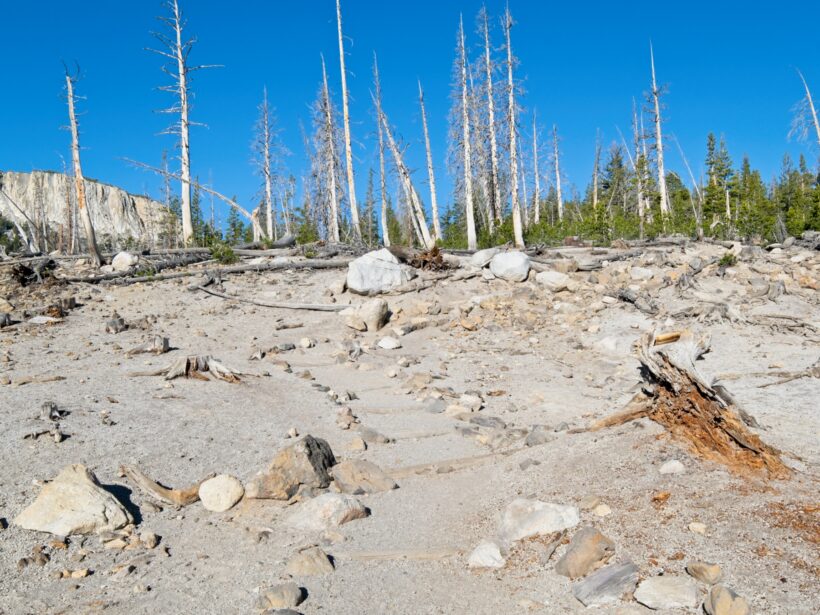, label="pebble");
[284,546,335,575]
[688,521,708,535]
[198,475,244,512]
[467,541,505,569]
[593,504,612,517]
[377,336,402,350]
[572,560,639,607]
[255,582,305,610]
[579,495,601,511]
[634,575,699,610]
[347,437,367,452]
[686,561,723,585]
[659,460,686,475]
[555,526,615,579]
[286,493,369,531]
[703,585,751,615]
